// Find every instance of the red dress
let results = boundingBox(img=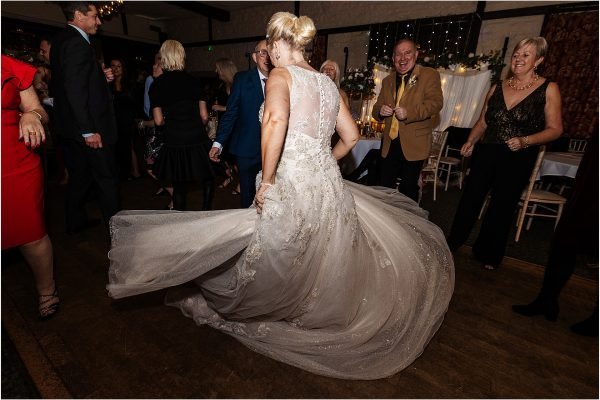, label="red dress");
[1,55,46,249]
